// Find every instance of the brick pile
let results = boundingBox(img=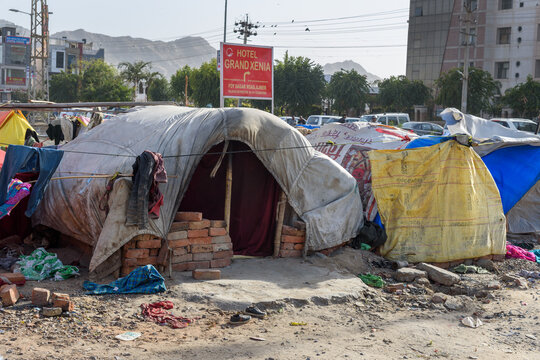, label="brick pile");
[169,212,233,272]
[279,223,306,257]
[120,211,234,276]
